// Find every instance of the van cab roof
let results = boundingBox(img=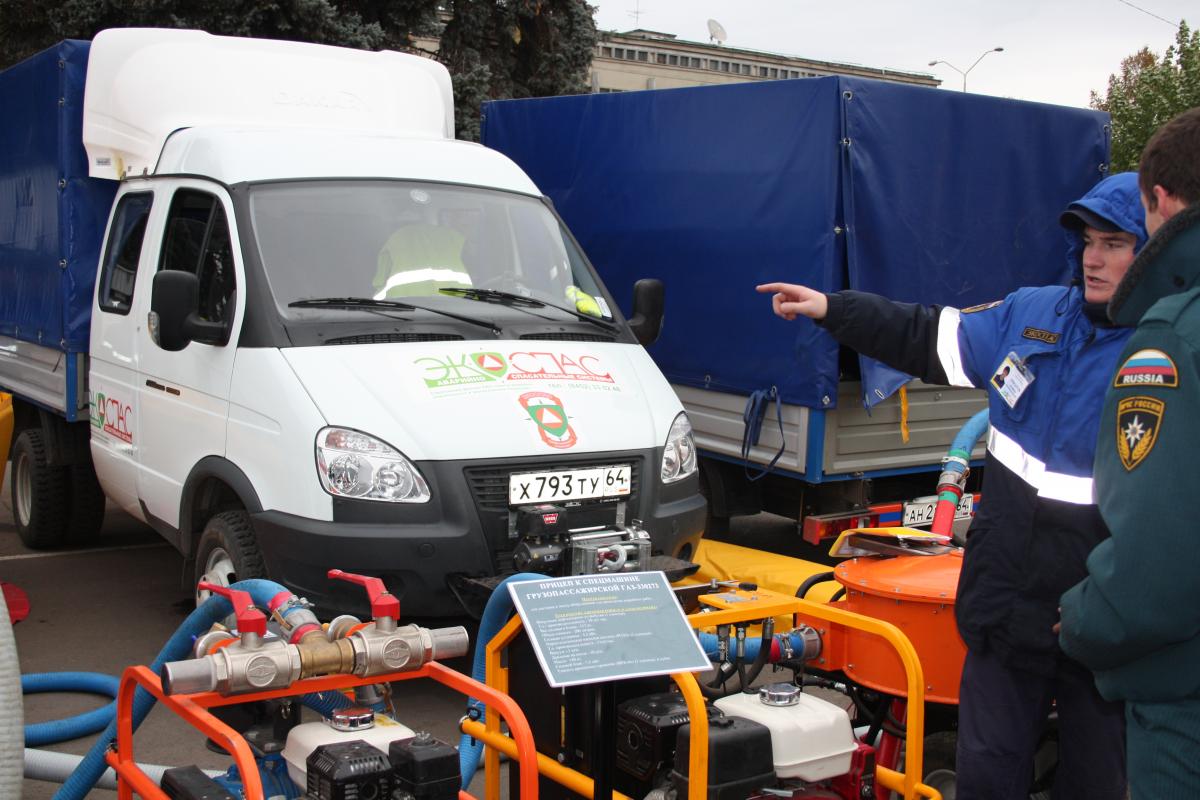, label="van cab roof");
[154,126,541,193]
